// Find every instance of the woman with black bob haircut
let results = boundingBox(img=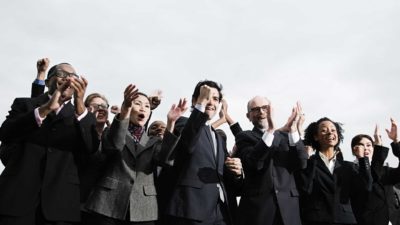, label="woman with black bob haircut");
[296,117,372,225]
[350,118,400,225]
